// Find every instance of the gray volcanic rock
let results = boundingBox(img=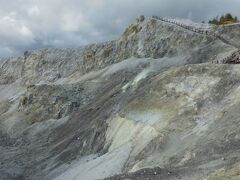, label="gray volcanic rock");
[1,17,237,85]
[0,16,240,180]
[216,23,240,47]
